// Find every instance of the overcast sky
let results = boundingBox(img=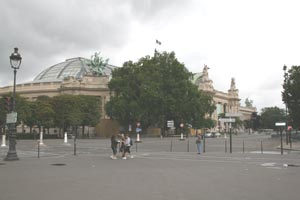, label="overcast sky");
[1,0,299,112]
